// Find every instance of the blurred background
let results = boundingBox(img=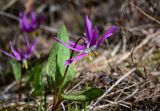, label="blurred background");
[0,0,160,110]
